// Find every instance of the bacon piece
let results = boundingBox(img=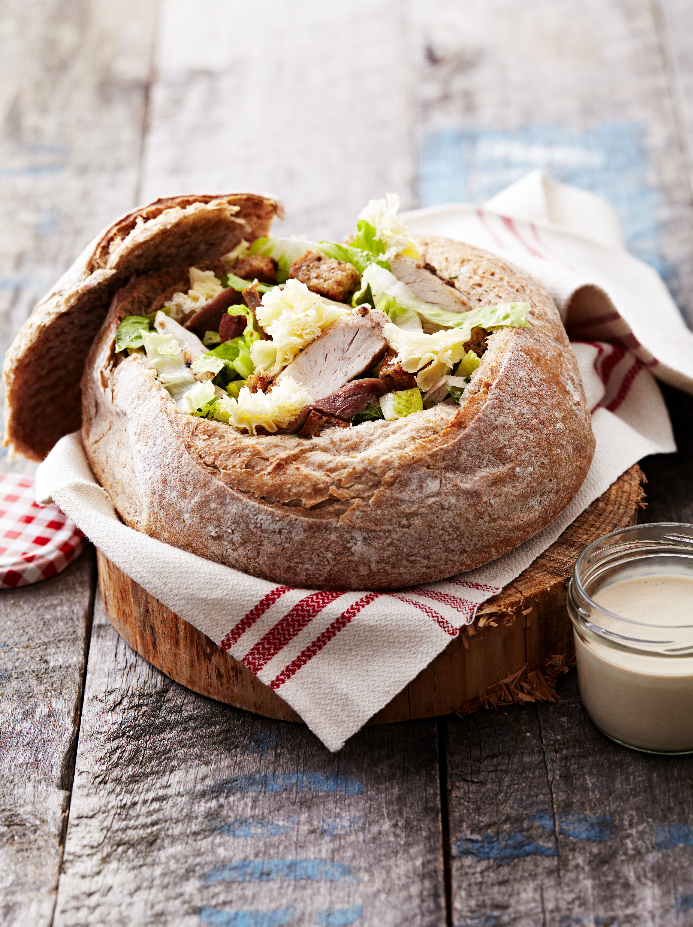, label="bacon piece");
[313,378,388,420]
[184,287,243,337]
[219,312,246,343]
